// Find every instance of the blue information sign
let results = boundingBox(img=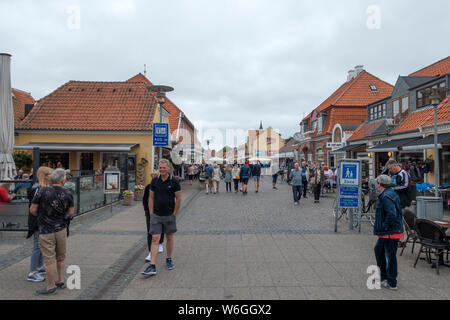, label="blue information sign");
[340,197,358,208]
[153,123,169,147]
[339,186,359,197]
